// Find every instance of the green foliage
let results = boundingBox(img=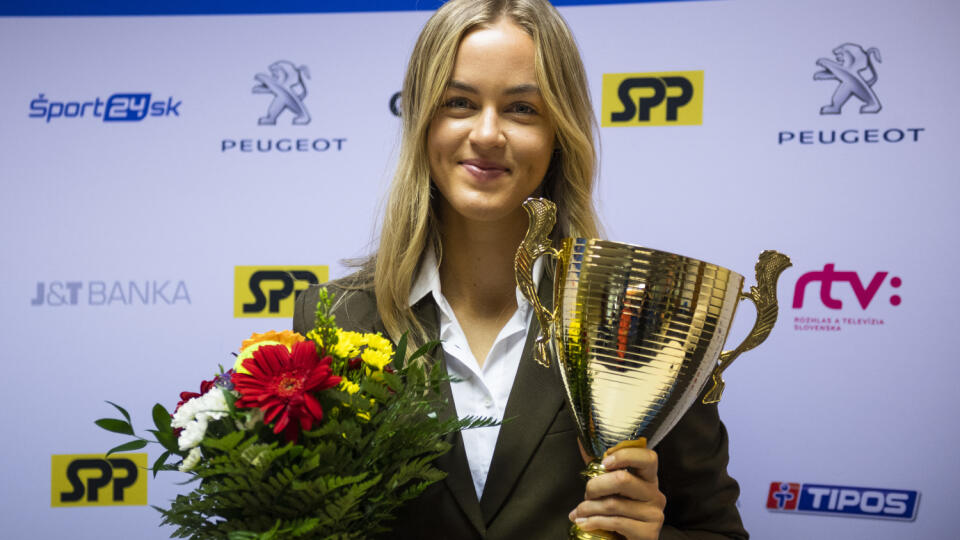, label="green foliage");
[312,288,339,353]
